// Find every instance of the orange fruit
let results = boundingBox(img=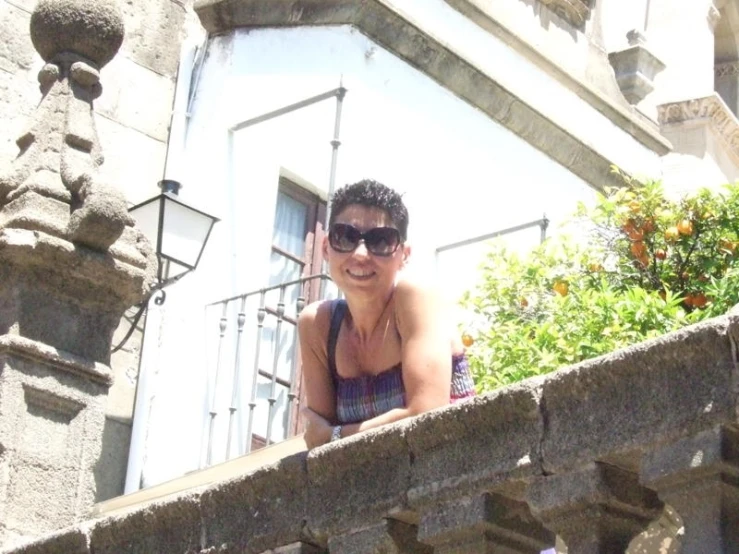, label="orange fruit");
[642,218,655,233]
[719,239,736,254]
[654,248,667,260]
[552,281,569,297]
[630,241,647,257]
[692,293,708,308]
[627,227,645,241]
[665,226,680,242]
[677,219,694,236]
[519,297,529,308]
[461,334,474,347]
